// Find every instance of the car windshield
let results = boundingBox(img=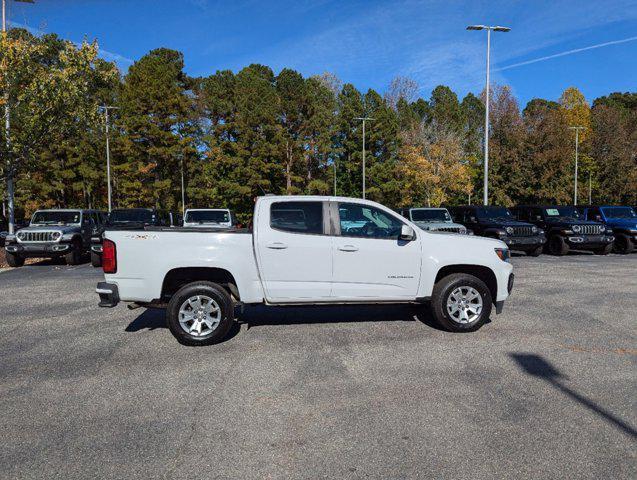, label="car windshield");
[544,207,580,220]
[410,209,451,222]
[602,207,636,219]
[185,210,230,224]
[475,207,513,221]
[109,209,153,224]
[31,211,81,225]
